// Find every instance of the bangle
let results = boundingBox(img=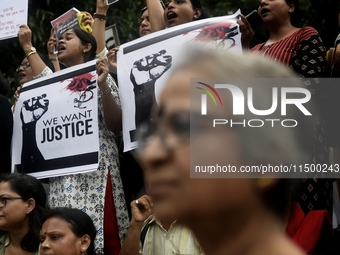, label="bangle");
[98,87,112,96]
[49,57,58,61]
[93,13,106,21]
[26,51,37,58]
